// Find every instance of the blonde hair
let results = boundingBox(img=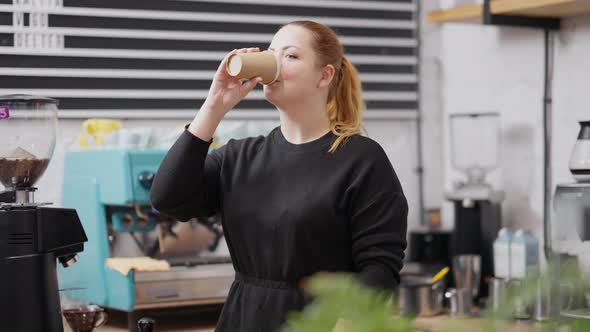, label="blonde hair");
[285,20,366,153]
